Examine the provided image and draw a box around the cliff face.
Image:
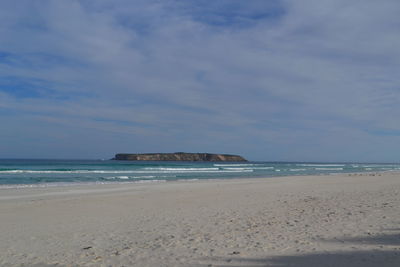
[113,153,247,162]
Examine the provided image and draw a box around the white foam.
[289,168,307,171]
[351,165,400,170]
[104,175,178,180]
[0,179,169,189]
[143,167,219,171]
[222,167,250,171]
[217,166,274,171]
[213,164,261,167]
[220,169,254,173]
[315,168,344,171]
[133,179,167,184]
[0,170,139,174]
[139,170,253,174]
[297,164,345,167]
[360,165,395,168]
[0,169,229,174]
[105,176,131,180]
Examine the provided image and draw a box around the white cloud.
[1,0,400,161]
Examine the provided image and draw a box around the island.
[112,152,247,162]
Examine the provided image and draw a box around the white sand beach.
[1,172,400,266]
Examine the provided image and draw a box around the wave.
[143,167,219,171]
[289,168,307,171]
[104,175,177,180]
[361,165,398,168]
[0,179,168,189]
[105,176,131,179]
[136,169,254,173]
[0,169,254,174]
[220,167,274,171]
[213,164,261,167]
[222,167,251,171]
[0,170,141,174]
[315,168,344,171]
[297,164,345,167]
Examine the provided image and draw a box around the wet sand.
[1,172,400,266]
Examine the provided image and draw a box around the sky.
[0,0,400,162]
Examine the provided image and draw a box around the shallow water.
[0,159,399,187]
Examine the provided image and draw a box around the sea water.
[0,159,399,188]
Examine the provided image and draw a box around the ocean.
[0,159,399,188]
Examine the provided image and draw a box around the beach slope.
[1,173,400,266]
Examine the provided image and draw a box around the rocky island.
[113,152,247,162]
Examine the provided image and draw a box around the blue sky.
[1,0,400,162]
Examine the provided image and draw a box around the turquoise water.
[0,159,399,187]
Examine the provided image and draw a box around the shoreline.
[1,172,400,266]
[0,169,396,191]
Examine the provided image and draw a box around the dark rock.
[112,152,247,162]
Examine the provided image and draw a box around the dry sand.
[1,172,400,266]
